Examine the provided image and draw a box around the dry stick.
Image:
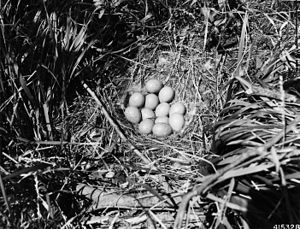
[82,81,151,165]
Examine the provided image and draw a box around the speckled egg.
[145,94,159,110]
[169,113,185,132]
[145,79,163,93]
[128,92,145,108]
[152,123,172,137]
[155,102,170,117]
[158,86,175,103]
[124,106,142,124]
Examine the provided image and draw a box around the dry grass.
[1,0,300,228]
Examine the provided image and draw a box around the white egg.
[155,102,170,117]
[169,113,185,132]
[128,92,145,108]
[125,106,142,124]
[139,119,154,134]
[145,79,163,93]
[141,108,155,120]
[158,86,175,103]
[145,94,159,110]
[169,102,186,115]
[152,123,172,137]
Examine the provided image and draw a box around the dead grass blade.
[201,6,210,52]
[221,162,274,180]
[0,174,10,213]
[235,11,248,77]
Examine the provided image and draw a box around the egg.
[145,79,163,93]
[152,123,172,137]
[158,86,175,103]
[155,102,170,117]
[139,119,154,134]
[145,94,159,110]
[141,108,155,120]
[169,102,186,115]
[155,116,169,124]
[169,113,185,132]
[125,106,142,123]
[128,92,145,108]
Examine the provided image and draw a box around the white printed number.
[273,225,300,229]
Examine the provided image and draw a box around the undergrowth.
[1,0,300,228]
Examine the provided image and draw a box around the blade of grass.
[0,174,10,213]
[206,193,247,212]
[69,40,96,81]
[19,75,37,109]
[221,163,274,180]
[215,178,235,228]
[234,11,248,78]
[201,6,210,52]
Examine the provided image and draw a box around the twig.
[82,81,151,164]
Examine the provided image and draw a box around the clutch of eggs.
[124,79,186,137]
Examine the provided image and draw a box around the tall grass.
[0,0,175,227]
